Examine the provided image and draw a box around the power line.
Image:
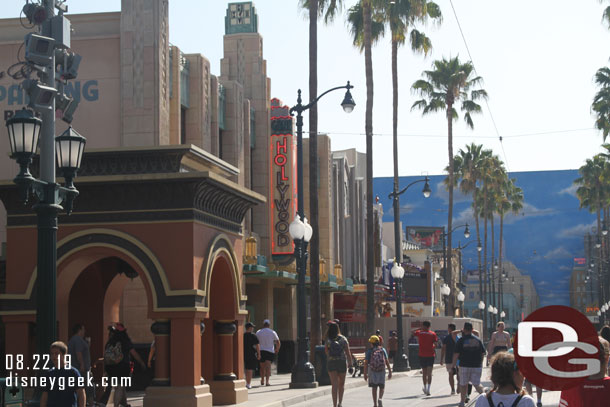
[448,0,510,173]
[303,127,596,139]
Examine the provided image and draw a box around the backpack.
[486,391,523,407]
[369,347,385,372]
[104,341,124,365]
[329,336,344,358]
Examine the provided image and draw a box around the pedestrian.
[559,336,610,407]
[600,325,610,371]
[255,319,280,386]
[440,323,458,395]
[41,341,86,407]
[375,329,384,346]
[102,323,146,407]
[243,322,260,389]
[487,321,511,362]
[363,335,392,407]
[475,351,535,407]
[453,322,486,407]
[325,320,353,407]
[387,331,397,362]
[68,323,94,406]
[411,320,439,396]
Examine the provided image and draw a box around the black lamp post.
[387,176,430,371]
[288,81,355,388]
[5,5,83,403]
[456,239,478,316]
[441,224,470,315]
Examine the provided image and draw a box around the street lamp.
[441,224,470,315]
[289,81,354,388]
[5,2,83,389]
[500,310,506,319]
[387,176,430,372]
[478,300,485,320]
[390,260,409,371]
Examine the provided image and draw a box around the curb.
[256,365,443,407]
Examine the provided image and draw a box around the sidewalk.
[124,364,441,407]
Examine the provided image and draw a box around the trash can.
[277,340,295,373]
[0,377,24,406]
[408,344,420,369]
[314,345,330,386]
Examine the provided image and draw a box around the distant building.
[570,256,599,323]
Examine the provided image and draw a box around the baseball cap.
[245,322,255,329]
[263,319,270,325]
[369,335,380,344]
[327,320,337,325]
[114,322,126,332]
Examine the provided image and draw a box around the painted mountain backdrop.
[373,170,595,307]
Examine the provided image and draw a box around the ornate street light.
[478,300,485,319]
[500,310,506,319]
[441,223,469,316]
[390,260,409,371]
[457,291,465,302]
[289,81,354,388]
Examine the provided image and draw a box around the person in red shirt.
[559,336,610,407]
[412,320,439,396]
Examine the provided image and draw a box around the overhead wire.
[448,0,511,173]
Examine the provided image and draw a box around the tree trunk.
[308,0,321,357]
[363,0,376,336]
[474,193,483,330]
[483,188,489,335]
[392,37,399,262]
[499,212,504,313]
[491,213,496,326]
[446,104,454,316]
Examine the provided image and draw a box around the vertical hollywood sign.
[269,99,296,255]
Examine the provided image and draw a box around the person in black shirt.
[452,322,486,407]
[440,323,457,395]
[243,322,260,389]
[41,341,85,407]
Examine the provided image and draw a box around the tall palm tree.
[299,0,344,363]
[412,57,487,315]
[497,178,523,312]
[487,155,505,319]
[575,155,608,311]
[347,0,376,334]
[453,143,488,324]
[593,67,610,141]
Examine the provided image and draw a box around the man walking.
[256,319,280,386]
[243,322,260,389]
[452,322,486,407]
[412,321,438,396]
[68,323,93,406]
[440,323,458,395]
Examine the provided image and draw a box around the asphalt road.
[290,367,562,407]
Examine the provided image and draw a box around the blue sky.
[374,170,596,307]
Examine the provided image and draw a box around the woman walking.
[487,321,511,362]
[325,321,353,407]
[475,352,535,407]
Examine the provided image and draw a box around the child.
[363,335,392,407]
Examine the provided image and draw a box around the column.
[213,320,237,380]
[150,320,170,386]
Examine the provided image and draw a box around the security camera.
[55,93,73,114]
[22,3,48,26]
[22,79,57,111]
[61,97,79,124]
[24,33,55,67]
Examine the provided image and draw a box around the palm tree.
[593,67,610,141]
[497,178,523,312]
[487,155,505,320]
[452,143,487,323]
[299,0,344,363]
[347,0,376,334]
[575,155,608,310]
[411,57,487,315]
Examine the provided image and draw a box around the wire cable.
[448,0,511,172]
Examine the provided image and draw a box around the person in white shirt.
[475,351,535,407]
[255,319,281,386]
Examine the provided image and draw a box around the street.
[290,367,562,407]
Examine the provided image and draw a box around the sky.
[1,0,609,177]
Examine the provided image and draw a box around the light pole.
[387,176,430,372]
[441,224,470,315]
[478,300,485,323]
[288,82,355,388]
[5,0,83,374]
[390,260,409,371]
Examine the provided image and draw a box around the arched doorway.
[201,239,247,405]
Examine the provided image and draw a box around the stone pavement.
[123,365,563,407]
